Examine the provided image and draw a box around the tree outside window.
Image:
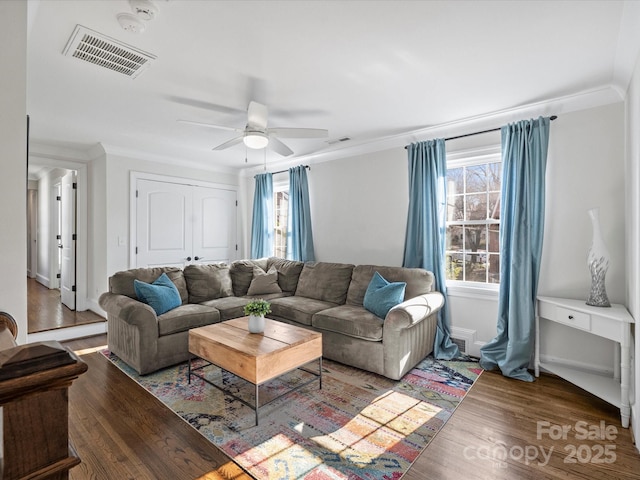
[446,161,501,284]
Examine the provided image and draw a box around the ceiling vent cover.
[63,25,156,78]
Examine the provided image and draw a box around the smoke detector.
[117,12,146,34]
[130,0,158,21]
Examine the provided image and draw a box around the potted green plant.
[243,299,271,333]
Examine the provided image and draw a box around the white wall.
[290,102,625,373]
[0,0,28,344]
[538,103,625,373]
[311,148,408,266]
[87,149,107,311]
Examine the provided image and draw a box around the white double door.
[136,179,237,268]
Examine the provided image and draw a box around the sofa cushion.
[267,258,304,293]
[184,263,234,303]
[312,305,384,341]
[247,266,282,296]
[269,296,338,326]
[157,304,220,336]
[133,273,182,316]
[363,272,406,319]
[347,265,434,306]
[229,260,257,297]
[294,262,354,304]
[200,296,251,321]
[110,267,188,304]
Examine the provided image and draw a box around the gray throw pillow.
[247,266,282,296]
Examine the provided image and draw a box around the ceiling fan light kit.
[243,131,269,149]
[180,101,328,158]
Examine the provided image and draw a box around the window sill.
[446,282,499,301]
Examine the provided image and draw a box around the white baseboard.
[27,322,107,343]
[36,274,49,287]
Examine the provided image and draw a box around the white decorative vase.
[586,208,611,307]
[248,314,265,333]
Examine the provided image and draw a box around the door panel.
[60,172,76,310]
[193,187,237,264]
[137,180,192,268]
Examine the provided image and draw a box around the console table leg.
[620,325,631,428]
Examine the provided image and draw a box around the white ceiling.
[26,0,639,172]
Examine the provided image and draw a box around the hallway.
[27,277,104,333]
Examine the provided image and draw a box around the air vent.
[63,25,156,78]
[450,336,468,354]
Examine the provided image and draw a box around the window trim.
[445,146,502,292]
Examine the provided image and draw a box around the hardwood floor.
[62,334,640,480]
[27,277,105,333]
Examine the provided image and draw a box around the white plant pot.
[248,314,265,333]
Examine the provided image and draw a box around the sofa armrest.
[384,292,445,330]
[98,292,158,331]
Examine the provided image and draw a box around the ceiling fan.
[179,101,328,156]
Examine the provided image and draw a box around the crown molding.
[99,143,239,176]
[241,84,624,177]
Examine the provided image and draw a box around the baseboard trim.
[36,274,49,287]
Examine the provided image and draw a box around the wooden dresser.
[0,312,88,479]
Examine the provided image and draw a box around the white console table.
[535,296,634,428]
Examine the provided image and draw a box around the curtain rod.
[254,165,310,178]
[404,115,557,148]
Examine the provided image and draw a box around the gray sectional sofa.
[99,257,444,379]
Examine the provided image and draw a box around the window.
[445,157,501,285]
[273,187,289,258]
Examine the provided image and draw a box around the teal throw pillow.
[134,272,182,316]
[363,271,407,319]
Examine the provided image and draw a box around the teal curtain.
[287,166,315,262]
[250,172,273,259]
[403,139,459,360]
[480,117,550,381]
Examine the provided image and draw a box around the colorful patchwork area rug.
[103,350,481,479]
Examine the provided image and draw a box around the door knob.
[194,256,200,261]
[186,256,192,261]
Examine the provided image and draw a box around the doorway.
[26,164,103,334]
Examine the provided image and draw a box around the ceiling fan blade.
[212,136,244,151]
[178,119,243,133]
[267,127,328,139]
[269,137,294,157]
[166,96,244,116]
[247,101,268,129]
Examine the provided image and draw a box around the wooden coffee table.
[188,317,322,425]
